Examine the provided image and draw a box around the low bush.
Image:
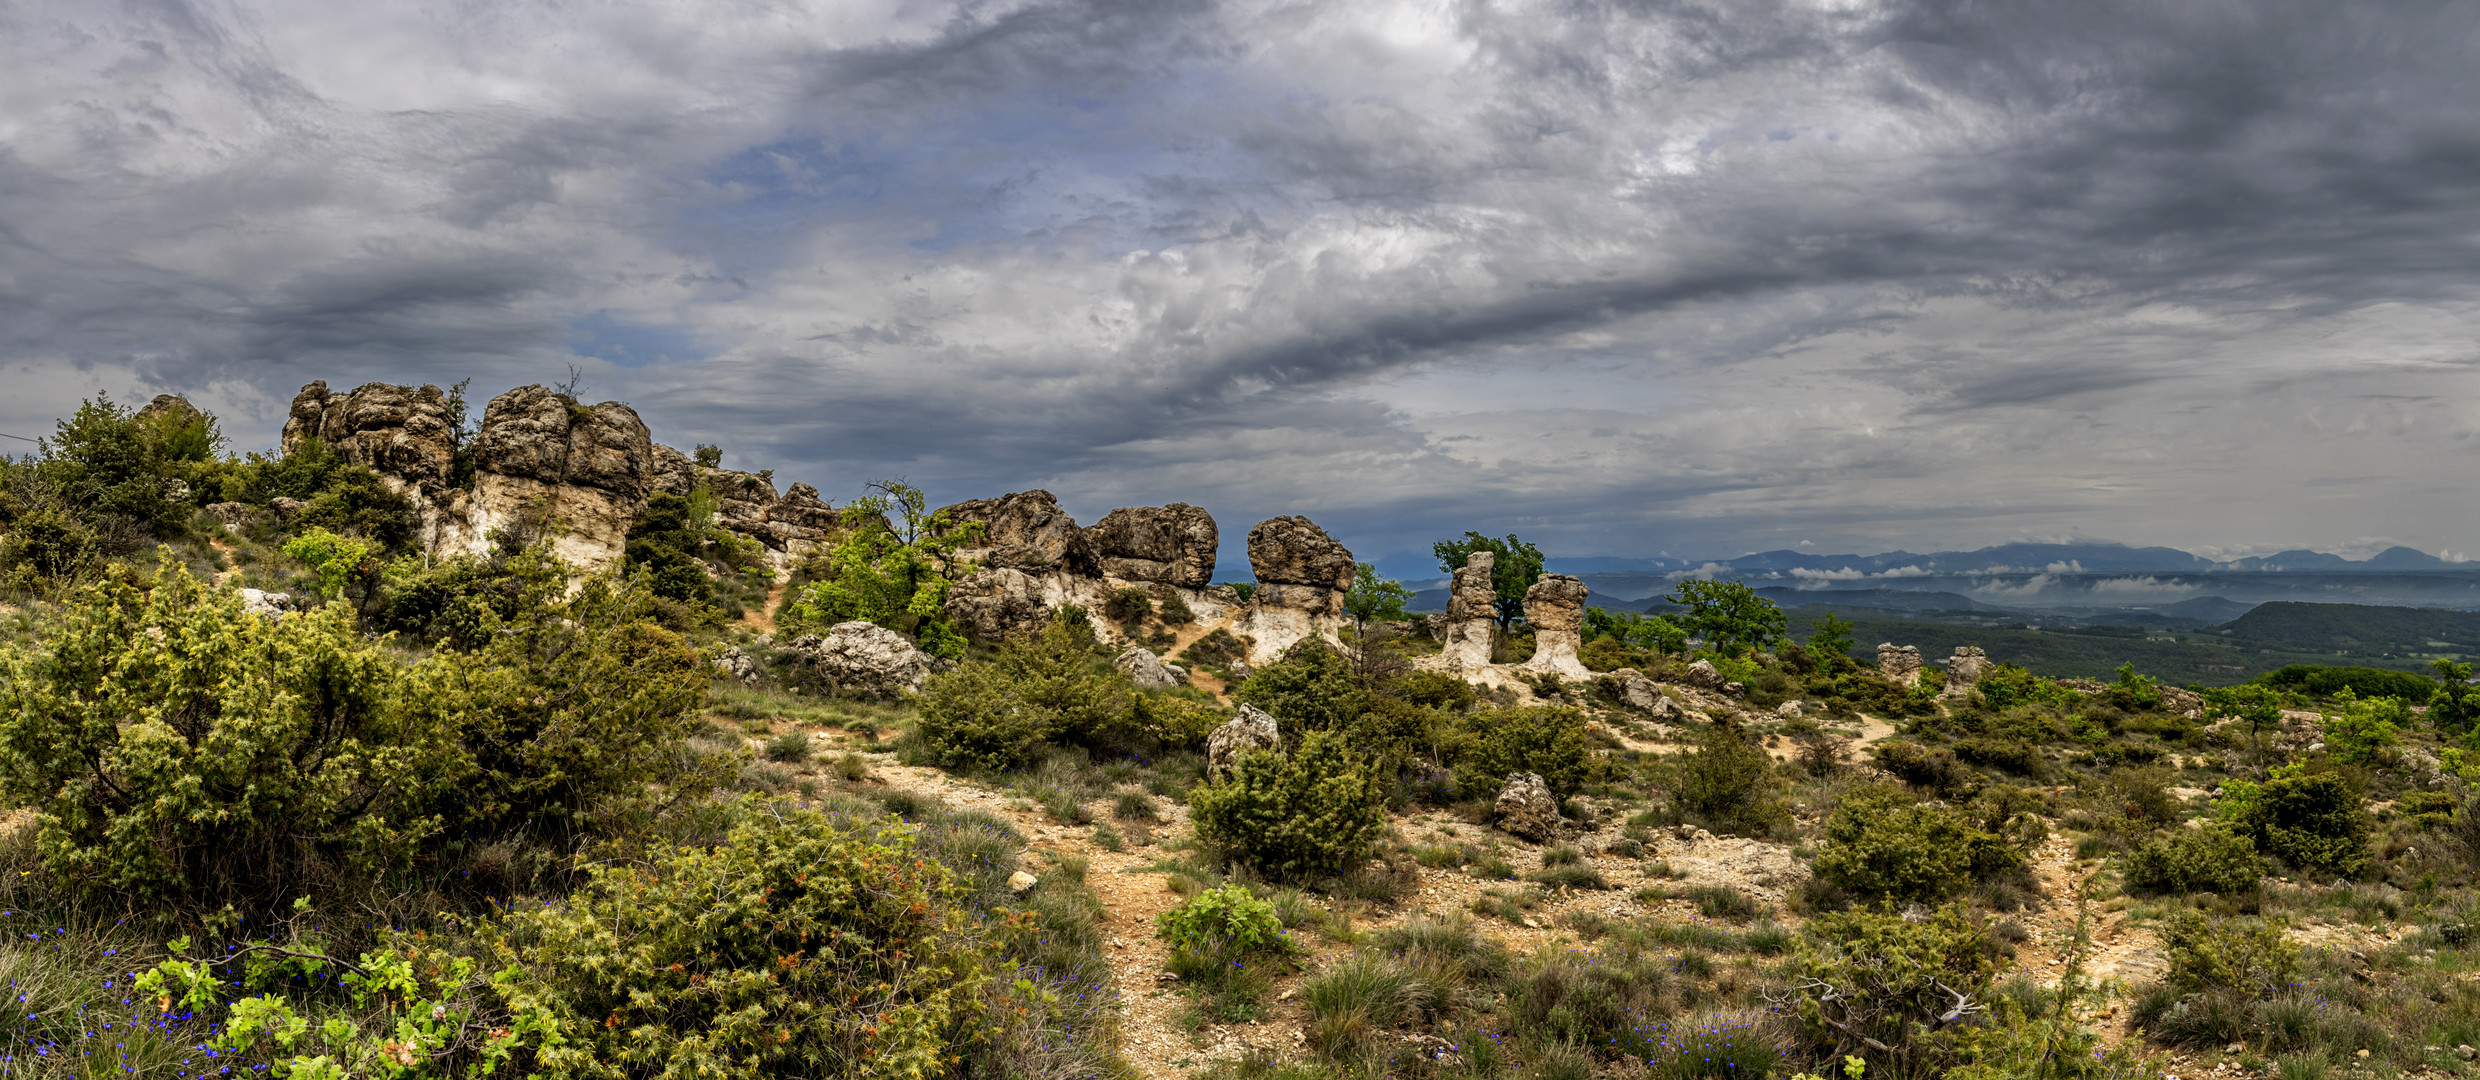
[2125,824,2266,895]
[1952,737,2045,778]
[1872,741,1976,797]
[1189,730,1389,881]
[1812,785,2029,905]
[1787,904,1996,1069]
[2221,770,2371,880]
[764,731,813,763]
[2160,911,2299,996]
[1456,705,1595,797]
[1673,721,1787,835]
[1234,640,1365,733]
[1157,883,1295,960]
[1103,586,1155,626]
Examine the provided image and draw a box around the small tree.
[1583,606,1688,653]
[2203,683,2284,745]
[282,526,381,609]
[1674,721,1786,835]
[1662,579,1788,655]
[2221,769,2369,879]
[2430,659,2478,733]
[1431,531,1544,632]
[781,480,982,657]
[1806,612,1856,669]
[1343,562,1411,638]
[1190,730,1388,881]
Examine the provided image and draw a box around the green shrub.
[1189,730,1389,881]
[1812,786,2027,904]
[623,491,716,605]
[1673,721,1786,834]
[2160,910,2299,996]
[1458,705,1594,797]
[1952,737,2045,777]
[2125,823,2266,895]
[1158,592,1194,625]
[0,557,445,908]
[2257,664,2436,703]
[1177,628,1247,674]
[1393,670,1477,711]
[1233,640,1365,732]
[1156,883,1294,959]
[764,731,814,763]
[501,804,993,1079]
[1871,741,1975,796]
[1103,586,1154,626]
[912,617,1127,770]
[2222,770,2371,880]
[2318,690,2404,765]
[1789,904,1995,1068]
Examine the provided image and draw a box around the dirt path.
[2019,834,2162,1047]
[207,535,243,585]
[743,575,790,633]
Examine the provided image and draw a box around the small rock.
[1208,705,1281,780]
[1115,646,1184,689]
[1494,772,1562,842]
[2456,1045,2476,1061]
[1680,659,1727,690]
[1007,870,1039,894]
[2227,1043,2244,1054]
[1775,700,1805,719]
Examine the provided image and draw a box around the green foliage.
[623,491,715,605]
[1343,562,1412,628]
[1391,669,1476,711]
[1190,730,1389,881]
[0,556,445,907]
[2107,662,2163,710]
[1234,640,1365,732]
[1103,586,1155,626]
[282,527,376,600]
[2222,770,2370,880]
[2125,823,2268,895]
[1674,722,1787,835]
[913,614,1212,771]
[693,443,723,468]
[2202,683,2284,739]
[1431,531,1544,631]
[2160,911,2300,996]
[1583,606,1688,653]
[2319,689,2404,765]
[1662,579,1789,655]
[1805,612,1857,665]
[781,479,978,658]
[1975,663,2084,711]
[1,394,233,586]
[2429,659,2479,733]
[2255,663,2437,702]
[1790,905,1996,1069]
[1813,786,2029,904]
[1155,884,1294,958]
[500,804,991,1079]
[286,465,417,552]
[1457,705,1593,797]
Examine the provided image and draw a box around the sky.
[4,0,2477,576]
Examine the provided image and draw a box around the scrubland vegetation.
[7,395,2480,1080]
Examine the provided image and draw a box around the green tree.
[1662,579,1789,655]
[1583,606,1688,653]
[2222,769,2369,879]
[2203,683,2284,744]
[2319,689,2403,765]
[782,480,982,657]
[1431,531,1543,632]
[623,491,714,605]
[1190,730,1388,881]
[1805,612,1856,667]
[1343,562,1412,641]
[282,526,379,604]
[1234,640,1365,733]
[2430,659,2478,733]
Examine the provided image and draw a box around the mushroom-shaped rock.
[1208,705,1281,780]
[1088,503,1218,589]
[1116,646,1184,690]
[788,622,942,698]
[1877,644,1923,688]
[1494,773,1563,842]
[1518,574,1591,679]
[1436,550,1497,669]
[1940,646,1991,700]
[1246,515,1354,605]
[939,490,1097,575]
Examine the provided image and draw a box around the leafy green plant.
[2319,689,2404,765]
[2160,911,2300,996]
[1233,640,1365,733]
[1662,579,1789,655]
[780,479,979,657]
[1155,884,1293,959]
[281,526,378,601]
[1788,905,1996,1070]
[1102,586,1154,627]
[1457,705,1593,797]
[1674,721,1787,834]
[2221,769,2370,880]
[2125,823,2267,895]
[1813,786,2028,904]
[1189,730,1389,881]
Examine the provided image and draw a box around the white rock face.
[238,589,295,620]
[1208,705,1281,780]
[1115,646,1184,689]
[1776,700,1805,719]
[1941,646,1991,699]
[788,621,942,697]
[1436,551,1497,670]
[1878,644,1923,688]
[1494,773,1562,842]
[714,647,762,686]
[1517,574,1592,680]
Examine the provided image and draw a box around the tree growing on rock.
[1431,531,1543,632]
[782,479,982,658]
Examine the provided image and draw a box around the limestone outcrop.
[786,621,943,698]
[284,381,459,492]
[1878,644,1923,688]
[1494,773,1562,842]
[941,490,1098,575]
[1941,646,1992,700]
[1230,516,1353,663]
[1517,573,1591,679]
[1115,646,1184,689]
[1435,551,1497,669]
[1681,658,1728,691]
[1087,503,1217,588]
[2160,685,2204,718]
[1208,705,1281,780]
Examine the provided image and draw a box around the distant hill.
[2217,602,2480,656]
[1751,587,1993,613]
[1785,608,2433,686]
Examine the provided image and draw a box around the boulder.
[203,502,256,530]
[1115,646,1184,689]
[715,646,762,686]
[942,567,1053,641]
[238,588,295,620]
[1877,644,1923,688]
[1494,773,1562,842]
[1246,516,1354,591]
[1208,705,1281,780]
[1007,870,1039,894]
[459,386,658,570]
[270,496,308,519]
[136,393,205,426]
[1777,700,1806,719]
[1609,668,1663,712]
[767,482,840,553]
[940,490,1097,574]
[1087,503,1218,588]
[2159,685,2205,718]
[282,380,460,491]
[649,443,700,498]
[2060,678,2108,695]
[1681,659,1728,691]
[1941,646,1992,700]
[1518,574,1591,679]
[1722,681,1748,698]
[787,621,942,697]
[1436,551,1497,669]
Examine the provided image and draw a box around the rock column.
[1878,643,1923,688]
[1437,551,1497,669]
[1518,573,1592,679]
[1940,646,1992,699]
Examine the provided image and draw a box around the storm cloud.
[3,0,2476,571]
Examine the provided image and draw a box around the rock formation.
[1680,658,1728,691]
[1228,516,1355,664]
[1517,573,1591,679]
[1606,668,1683,719]
[1086,503,1217,588]
[941,490,1098,575]
[1941,646,1992,700]
[284,381,459,492]
[1208,705,1281,780]
[2159,685,2204,719]
[136,394,205,426]
[786,622,943,698]
[1776,700,1806,719]
[1435,551,1497,669]
[1494,773,1562,842]
[1115,646,1184,690]
[1877,643,1923,688]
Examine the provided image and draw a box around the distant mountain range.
[1529,541,2466,578]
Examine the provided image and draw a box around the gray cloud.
[3,0,2477,570]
